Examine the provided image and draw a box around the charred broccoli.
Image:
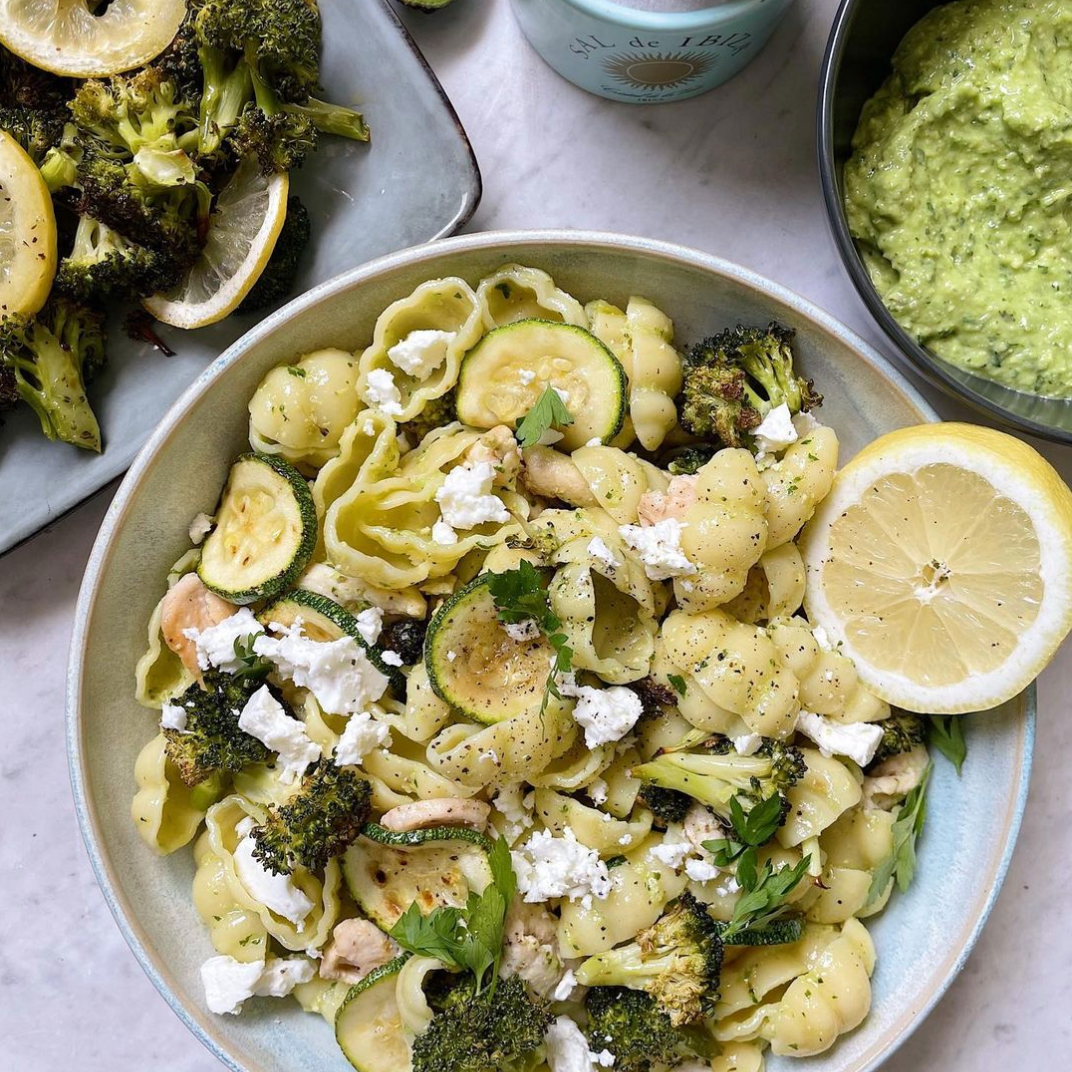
[665,444,717,476]
[0,297,106,451]
[868,712,927,769]
[632,738,806,827]
[163,670,271,786]
[584,986,706,1072]
[399,391,457,446]
[680,324,821,448]
[0,105,65,164]
[640,785,692,826]
[236,196,310,312]
[250,761,371,874]
[380,616,428,666]
[412,972,552,1072]
[575,893,723,1027]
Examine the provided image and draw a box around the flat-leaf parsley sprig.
[866,761,932,905]
[515,384,574,449]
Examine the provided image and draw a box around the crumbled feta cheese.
[386,329,454,379]
[792,410,821,436]
[593,1049,615,1068]
[683,803,723,852]
[513,828,611,904]
[585,437,602,447]
[160,702,188,732]
[618,519,696,581]
[381,650,404,667]
[431,519,459,545]
[551,968,578,1002]
[201,955,315,1015]
[552,386,571,405]
[237,685,322,782]
[518,368,537,385]
[796,710,883,767]
[812,624,833,652]
[753,402,798,457]
[493,782,535,843]
[649,838,692,869]
[587,777,609,806]
[362,417,377,436]
[684,857,722,883]
[505,619,540,642]
[732,733,763,756]
[618,834,633,846]
[558,677,644,749]
[183,608,263,672]
[435,461,511,530]
[446,650,458,663]
[233,826,314,924]
[354,606,383,646]
[545,1015,611,1072]
[254,622,390,717]
[188,512,214,545]
[586,536,619,569]
[334,711,392,767]
[365,368,403,416]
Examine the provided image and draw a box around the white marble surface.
[3,0,1071,1068]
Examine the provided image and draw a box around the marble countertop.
[3,0,1070,1068]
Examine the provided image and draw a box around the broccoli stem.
[283,98,369,142]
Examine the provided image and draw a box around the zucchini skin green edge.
[423,572,489,707]
[336,953,411,1014]
[361,821,493,852]
[198,452,318,605]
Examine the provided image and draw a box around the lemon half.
[0,0,185,77]
[0,129,57,319]
[800,423,1072,713]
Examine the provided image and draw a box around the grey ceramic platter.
[69,232,1033,1072]
[0,0,480,555]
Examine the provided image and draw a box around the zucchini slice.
[362,821,493,852]
[342,829,493,930]
[257,589,405,695]
[198,453,317,605]
[335,955,412,1072]
[425,573,554,724]
[456,319,627,450]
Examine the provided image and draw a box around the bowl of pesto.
[819,0,1072,442]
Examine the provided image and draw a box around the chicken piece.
[319,918,400,985]
[637,474,698,527]
[466,425,522,485]
[160,573,237,680]
[863,745,930,811]
[683,802,724,854]
[521,446,597,506]
[379,797,491,833]
[501,902,567,999]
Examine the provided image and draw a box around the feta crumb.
[354,606,383,646]
[380,650,404,667]
[362,417,377,436]
[431,519,459,545]
[587,777,609,806]
[188,512,214,545]
[792,410,821,436]
[183,608,263,673]
[753,402,798,458]
[518,368,537,385]
[557,677,644,749]
[201,955,315,1015]
[493,782,535,843]
[732,733,763,756]
[585,437,602,447]
[160,702,188,733]
[435,461,510,530]
[446,650,458,663]
[552,386,571,405]
[593,1049,615,1068]
[649,838,692,869]
[505,619,540,642]
[254,622,390,717]
[618,834,633,846]
[796,710,883,767]
[513,828,611,904]
[386,329,454,379]
[237,685,322,783]
[684,857,722,883]
[545,1015,611,1072]
[365,368,403,416]
[618,518,696,581]
[233,827,314,924]
[551,968,578,1002]
[812,624,833,652]
[586,536,619,568]
[334,711,392,767]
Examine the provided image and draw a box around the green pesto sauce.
[844,0,1072,398]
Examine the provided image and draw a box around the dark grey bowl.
[818,0,1072,443]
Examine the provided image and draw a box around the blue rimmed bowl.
[67,230,1034,1072]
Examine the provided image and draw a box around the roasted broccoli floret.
[584,987,702,1072]
[0,297,105,451]
[229,102,317,172]
[639,785,692,826]
[236,195,310,312]
[380,617,428,666]
[0,105,65,164]
[399,391,457,446]
[664,445,717,476]
[680,324,822,448]
[0,45,69,113]
[575,893,723,1027]
[163,669,272,786]
[250,761,371,874]
[632,739,806,827]
[868,712,927,769]
[412,972,553,1072]
[56,214,179,301]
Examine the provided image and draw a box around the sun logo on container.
[603,51,715,90]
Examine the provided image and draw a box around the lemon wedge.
[144,159,288,331]
[0,0,185,78]
[0,129,57,319]
[800,423,1072,714]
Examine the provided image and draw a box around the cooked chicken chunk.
[501,902,567,999]
[637,474,698,527]
[319,918,400,985]
[160,573,237,680]
[863,745,930,810]
[379,798,491,833]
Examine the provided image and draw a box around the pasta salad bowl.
[67,231,1034,1072]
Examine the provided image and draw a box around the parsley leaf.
[703,793,784,865]
[515,384,574,449]
[927,716,966,775]
[231,633,272,680]
[668,674,688,697]
[866,762,932,906]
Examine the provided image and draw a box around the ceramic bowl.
[818,0,1072,443]
[67,231,1034,1072]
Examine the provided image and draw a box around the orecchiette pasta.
[625,296,684,451]
[131,734,212,854]
[477,264,588,329]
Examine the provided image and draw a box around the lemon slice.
[800,423,1072,714]
[0,130,57,319]
[144,159,288,331]
[0,0,185,77]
